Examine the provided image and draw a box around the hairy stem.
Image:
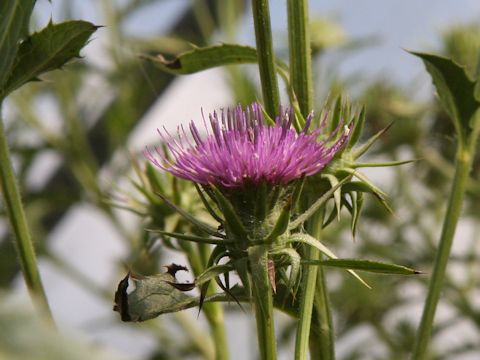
[251,0,280,117]
[0,111,53,323]
[412,144,475,359]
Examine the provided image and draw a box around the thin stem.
[287,0,313,116]
[0,112,53,323]
[184,242,229,360]
[251,0,280,117]
[249,245,277,360]
[312,261,335,358]
[294,245,319,360]
[412,144,474,359]
[295,207,335,360]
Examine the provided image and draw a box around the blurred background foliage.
[2,0,480,359]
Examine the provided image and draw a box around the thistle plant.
[113,1,421,359]
[113,98,420,360]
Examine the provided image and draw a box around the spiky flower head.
[146,103,349,189]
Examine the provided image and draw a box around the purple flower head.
[146,103,349,189]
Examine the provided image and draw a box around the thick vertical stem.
[249,245,277,360]
[251,0,280,117]
[412,145,474,359]
[287,0,313,116]
[0,113,53,323]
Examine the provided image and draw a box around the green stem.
[412,144,474,359]
[185,243,229,360]
[312,262,335,358]
[249,245,277,360]
[296,207,335,359]
[251,0,280,117]
[0,113,53,322]
[294,245,319,360]
[287,0,313,116]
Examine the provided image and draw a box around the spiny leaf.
[322,174,342,220]
[347,106,366,148]
[305,258,421,275]
[194,183,223,223]
[347,191,363,238]
[287,233,371,288]
[270,248,301,290]
[2,20,99,97]
[211,187,249,240]
[146,229,231,245]
[409,51,480,142]
[0,0,35,93]
[289,175,351,230]
[155,192,224,237]
[352,159,417,168]
[196,264,233,286]
[352,122,394,159]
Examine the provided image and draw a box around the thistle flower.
[146,103,349,189]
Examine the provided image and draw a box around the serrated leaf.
[410,51,480,141]
[2,20,99,97]
[312,258,421,275]
[143,44,258,75]
[0,0,35,93]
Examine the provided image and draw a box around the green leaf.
[352,122,393,159]
[2,20,99,97]
[322,174,341,220]
[289,175,351,230]
[155,191,224,237]
[143,43,290,77]
[347,106,366,148]
[143,44,259,75]
[410,51,480,141]
[195,263,233,286]
[146,229,231,245]
[0,0,35,93]
[211,187,249,240]
[307,258,421,275]
[287,233,371,288]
